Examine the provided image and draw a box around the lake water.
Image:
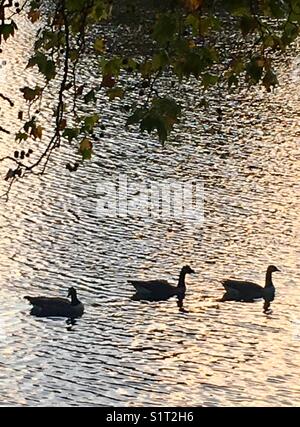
[0,16,299,406]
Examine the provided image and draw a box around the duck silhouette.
[24,287,84,318]
[221,265,280,303]
[129,265,195,301]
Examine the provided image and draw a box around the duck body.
[130,280,181,300]
[129,265,195,301]
[222,280,268,301]
[24,287,84,318]
[221,265,279,302]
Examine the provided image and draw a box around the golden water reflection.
[0,16,299,406]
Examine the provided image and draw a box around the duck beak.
[275,268,281,272]
[190,269,196,274]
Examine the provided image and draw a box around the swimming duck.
[129,265,195,301]
[24,287,84,318]
[221,265,280,302]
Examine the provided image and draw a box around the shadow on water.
[66,317,78,326]
[131,291,187,313]
[24,314,80,330]
[218,294,274,314]
[66,317,78,331]
[263,299,274,315]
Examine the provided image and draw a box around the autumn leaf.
[59,118,67,130]
[183,0,203,12]
[107,87,124,100]
[79,138,93,160]
[76,85,85,96]
[28,10,41,23]
[94,38,106,53]
[81,114,99,132]
[101,74,116,88]
[31,125,43,139]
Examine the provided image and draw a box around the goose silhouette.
[221,265,280,302]
[24,287,84,318]
[129,265,195,301]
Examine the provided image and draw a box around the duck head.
[178,265,195,289]
[67,287,77,298]
[182,265,195,275]
[267,265,280,273]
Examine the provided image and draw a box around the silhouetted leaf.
[27,52,56,80]
[263,68,278,91]
[20,86,42,102]
[15,132,28,142]
[246,58,264,83]
[240,16,257,36]
[84,90,96,103]
[94,38,106,53]
[63,128,79,142]
[202,73,218,89]
[79,138,93,160]
[154,14,177,45]
[0,21,17,41]
[81,114,99,132]
[107,87,125,100]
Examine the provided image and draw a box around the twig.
[0,125,10,133]
[1,0,72,199]
[0,175,15,201]
[0,92,14,106]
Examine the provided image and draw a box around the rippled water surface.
[0,18,300,406]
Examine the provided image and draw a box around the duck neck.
[265,270,274,288]
[177,271,186,289]
[71,293,80,305]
